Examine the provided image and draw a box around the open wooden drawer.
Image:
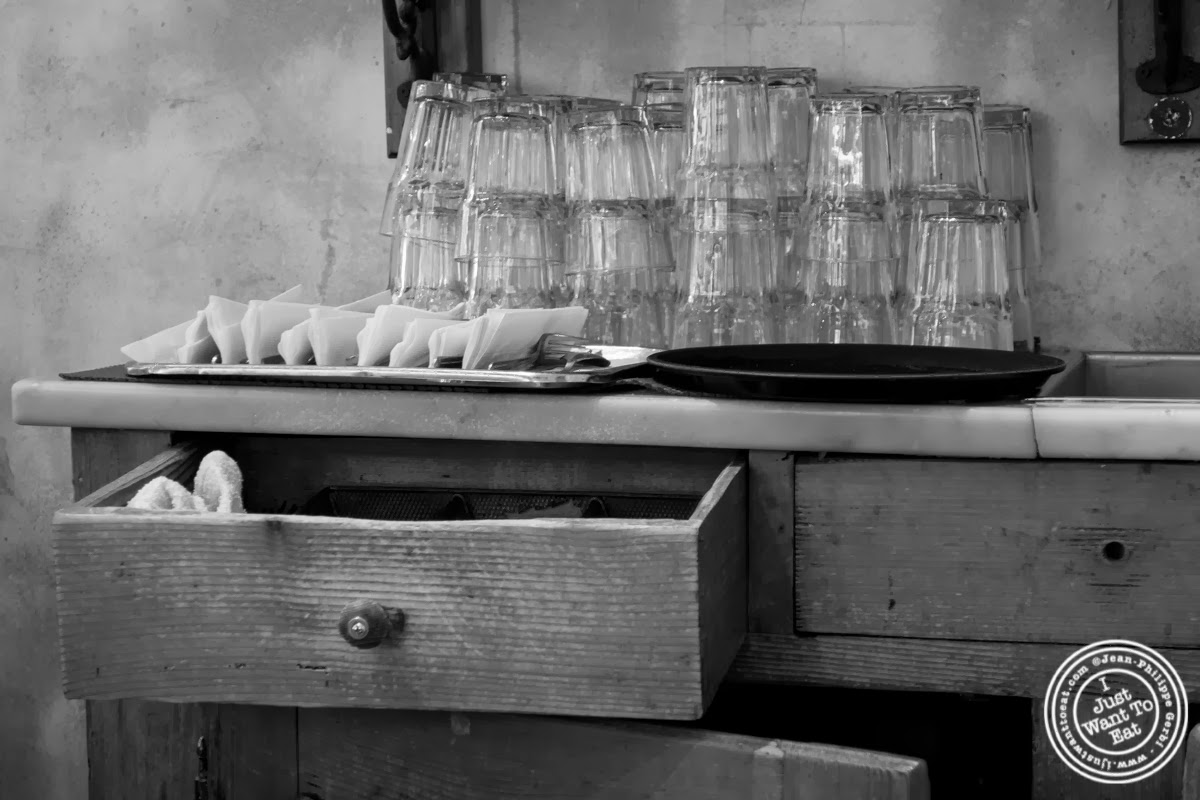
[52,437,746,720]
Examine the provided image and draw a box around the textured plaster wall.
[1,0,390,795]
[483,0,1200,351]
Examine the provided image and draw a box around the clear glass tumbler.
[564,107,674,346]
[381,80,494,237]
[785,204,897,344]
[804,93,894,208]
[985,104,1038,352]
[632,71,686,106]
[767,67,819,211]
[900,199,1013,350]
[894,86,988,201]
[388,202,468,311]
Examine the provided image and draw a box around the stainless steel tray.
[126,347,657,391]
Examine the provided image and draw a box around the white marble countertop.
[11,376,1039,459]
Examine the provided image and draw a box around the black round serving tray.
[646,344,1067,403]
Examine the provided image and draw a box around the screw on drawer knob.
[337,601,405,649]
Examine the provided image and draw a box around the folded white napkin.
[462,307,588,370]
[427,320,476,367]
[310,308,372,367]
[388,317,465,368]
[243,300,321,364]
[357,303,466,367]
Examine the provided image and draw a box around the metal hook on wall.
[383,0,437,108]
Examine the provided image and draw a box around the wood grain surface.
[748,451,795,635]
[730,634,1200,699]
[55,450,745,719]
[298,710,930,800]
[71,430,299,800]
[794,457,1200,645]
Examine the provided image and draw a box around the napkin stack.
[122,287,589,371]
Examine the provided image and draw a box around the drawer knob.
[337,601,405,649]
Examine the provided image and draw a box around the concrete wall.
[1,0,390,796]
[483,0,1200,351]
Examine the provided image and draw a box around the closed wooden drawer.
[793,456,1200,646]
[54,437,746,720]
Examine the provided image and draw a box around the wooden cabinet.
[66,429,1200,798]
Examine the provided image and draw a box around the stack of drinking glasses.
[786,92,898,344]
[382,79,496,311]
[893,86,1014,350]
[456,97,565,315]
[673,67,780,348]
[984,104,1039,352]
[563,107,675,347]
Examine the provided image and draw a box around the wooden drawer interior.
[53,437,746,720]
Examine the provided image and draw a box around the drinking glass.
[767,67,819,211]
[985,104,1038,351]
[380,80,494,237]
[433,71,509,94]
[900,199,1013,350]
[674,66,779,347]
[632,71,685,106]
[457,98,564,314]
[784,204,897,344]
[388,203,468,311]
[564,107,674,346]
[844,86,901,183]
[894,86,988,201]
[804,93,893,207]
[645,103,685,204]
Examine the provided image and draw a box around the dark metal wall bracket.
[1120,0,1200,143]
[382,0,439,157]
[382,0,483,158]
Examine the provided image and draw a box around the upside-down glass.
[564,107,674,346]
[645,102,685,265]
[457,98,563,314]
[632,71,686,106]
[388,204,468,311]
[785,205,897,343]
[645,103,685,203]
[894,86,988,201]
[674,66,779,347]
[380,81,494,237]
[804,93,894,208]
[433,71,510,94]
[768,68,819,211]
[900,199,1013,350]
[984,104,1038,352]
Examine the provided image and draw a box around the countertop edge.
[13,377,1040,459]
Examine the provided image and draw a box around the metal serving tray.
[125,347,657,391]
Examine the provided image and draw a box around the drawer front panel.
[794,457,1200,646]
[54,444,746,720]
